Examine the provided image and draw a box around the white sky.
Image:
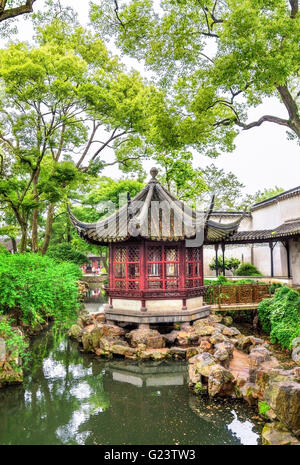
[9,0,300,195]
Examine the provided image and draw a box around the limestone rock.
[127,329,165,349]
[111,344,137,358]
[139,348,170,361]
[264,379,300,437]
[99,336,128,352]
[262,422,300,445]
[213,347,229,363]
[223,316,233,326]
[102,324,125,339]
[68,324,82,341]
[81,331,93,352]
[291,336,300,349]
[0,338,6,362]
[222,326,240,337]
[169,347,187,358]
[194,325,216,337]
[248,346,272,369]
[163,330,178,346]
[292,346,300,365]
[208,365,235,397]
[193,352,217,378]
[198,339,213,352]
[176,330,198,346]
[186,347,199,358]
[210,331,228,345]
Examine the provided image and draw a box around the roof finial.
[150,166,158,181]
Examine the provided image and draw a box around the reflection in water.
[0,332,262,445]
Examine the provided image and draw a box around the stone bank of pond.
[0,330,262,445]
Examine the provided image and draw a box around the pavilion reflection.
[108,360,188,388]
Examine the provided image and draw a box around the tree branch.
[236,115,290,130]
[289,0,298,18]
[0,0,37,23]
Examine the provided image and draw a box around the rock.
[163,330,178,345]
[102,324,125,339]
[215,342,234,357]
[139,348,170,361]
[99,336,128,352]
[169,347,187,358]
[193,316,216,328]
[262,422,300,445]
[0,338,6,362]
[199,339,213,352]
[264,379,300,437]
[292,346,300,365]
[248,346,272,370]
[236,335,253,353]
[186,347,199,358]
[127,329,165,349]
[81,331,93,352]
[222,326,240,337]
[214,347,229,363]
[211,314,223,323]
[69,324,82,340]
[92,313,106,324]
[95,348,112,358]
[176,330,199,346]
[208,365,235,397]
[210,331,228,345]
[194,325,216,337]
[111,344,137,358]
[291,336,300,349]
[193,352,217,378]
[223,316,233,326]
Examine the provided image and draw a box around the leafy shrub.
[235,263,262,276]
[0,253,82,330]
[209,257,240,272]
[47,242,89,265]
[0,316,29,366]
[258,286,300,349]
[258,401,271,417]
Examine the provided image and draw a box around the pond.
[0,329,263,445]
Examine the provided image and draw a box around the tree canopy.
[91,0,300,150]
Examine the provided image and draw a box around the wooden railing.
[204,284,271,306]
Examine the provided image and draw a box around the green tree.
[0,15,158,253]
[91,0,300,149]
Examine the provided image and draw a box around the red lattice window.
[147,245,179,289]
[185,247,203,288]
[113,245,140,290]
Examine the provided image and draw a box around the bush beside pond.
[258,286,300,349]
[0,252,82,331]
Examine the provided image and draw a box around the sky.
[8,0,300,195]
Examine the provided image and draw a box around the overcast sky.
[11,0,300,195]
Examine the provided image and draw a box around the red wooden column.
[140,241,147,311]
[200,246,204,286]
[180,242,187,310]
[108,244,113,308]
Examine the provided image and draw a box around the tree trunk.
[19,224,28,253]
[11,237,17,254]
[31,168,40,253]
[41,203,55,256]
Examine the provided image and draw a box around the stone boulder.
[263,378,300,437]
[127,328,165,349]
[99,337,128,352]
[163,330,178,346]
[110,344,137,359]
[68,324,82,341]
[208,365,235,397]
[169,347,187,359]
[262,422,300,445]
[176,330,199,346]
[210,331,228,345]
[191,352,218,378]
[102,324,125,339]
[223,316,233,326]
[291,336,300,350]
[222,326,240,337]
[292,346,300,366]
[194,325,216,337]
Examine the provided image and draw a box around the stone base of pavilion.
[104,304,211,327]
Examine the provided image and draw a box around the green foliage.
[0,316,29,365]
[0,243,10,255]
[46,242,89,266]
[258,286,300,349]
[0,253,82,330]
[92,0,300,147]
[209,256,241,272]
[235,263,262,276]
[258,401,271,417]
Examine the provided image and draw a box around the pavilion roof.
[68,167,244,245]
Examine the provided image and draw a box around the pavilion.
[68,167,243,326]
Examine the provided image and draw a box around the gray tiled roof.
[68,168,243,245]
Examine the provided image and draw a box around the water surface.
[0,331,262,445]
